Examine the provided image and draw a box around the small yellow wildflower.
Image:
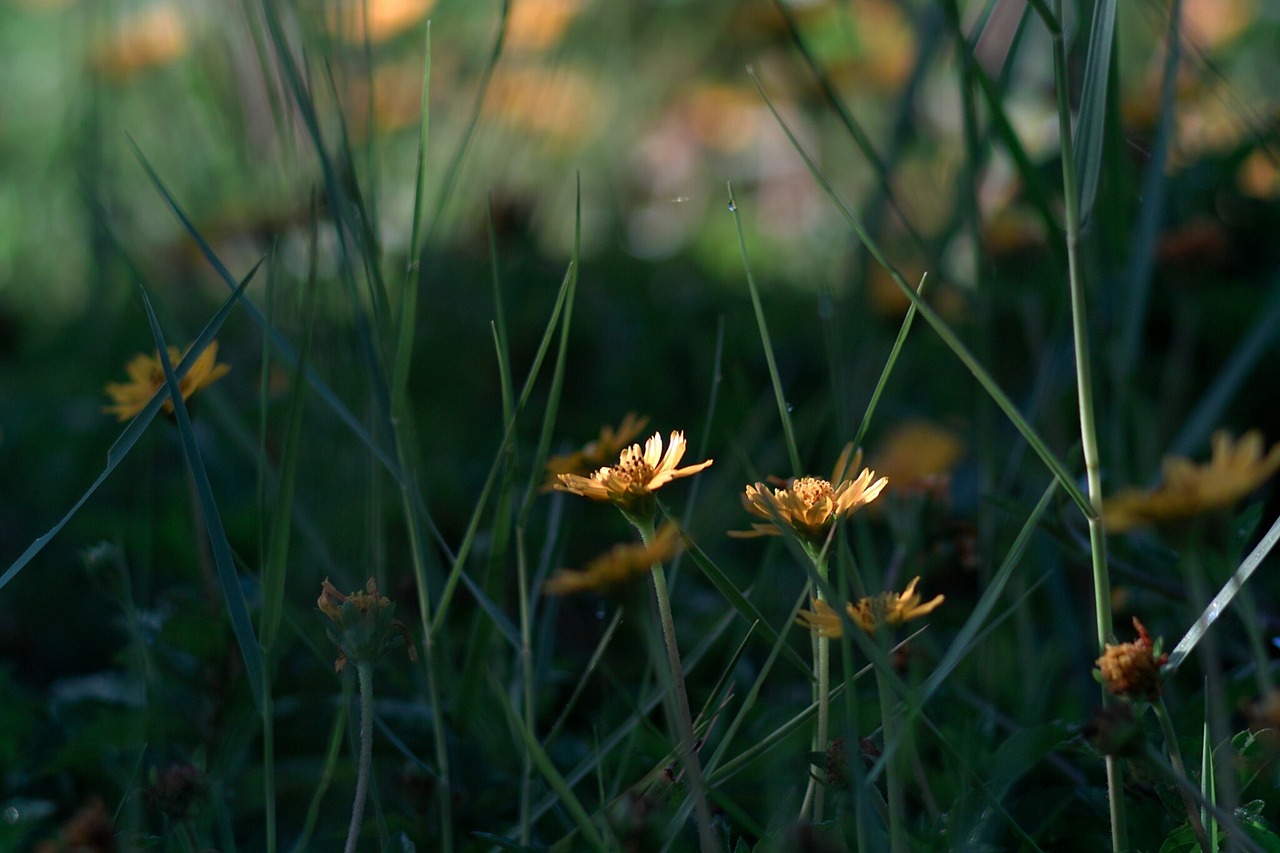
[1095,617,1166,701]
[317,577,416,672]
[544,524,682,595]
[1103,431,1280,533]
[869,420,964,496]
[554,430,713,514]
[733,444,887,545]
[796,577,944,637]
[542,413,650,491]
[103,341,230,421]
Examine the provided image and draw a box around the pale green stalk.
[633,518,717,853]
[1154,697,1210,852]
[799,549,831,824]
[1050,0,1124,847]
[876,656,906,853]
[345,662,375,853]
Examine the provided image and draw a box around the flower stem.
[1154,697,1210,851]
[876,662,906,853]
[345,661,375,853]
[636,519,717,853]
[1050,0,1124,847]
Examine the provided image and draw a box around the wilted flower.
[317,577,416,672]
[554,430,712,517]
[1094,617,1167,701]
[796,577,944,637]
[733,444,887,548]
[103,341,230,421]
[144,762,203,820]
[544,524,682,595]
[1103,431,1280,533]
[543,413,650,490]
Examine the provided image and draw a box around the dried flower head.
[544,524,682,595]
[796,577,944,637]
[144,762,203,820]
[317,577,417,672]
[554,430,712,517]
[103,341,230,422]
[543,413,650,491]
[733,444,887,548]
[1095,617,1167,701]
[1103,430,1280,533]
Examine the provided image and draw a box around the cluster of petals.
[733,444,887,543]
[542,413,650,490]
[544,524,682,595]
[103,340,231,421]
[1103,430,1280,532]
[554,430,712,508]
[1095,618,1166,701]
[796,577,944,637]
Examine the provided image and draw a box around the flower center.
[791,477,835,508]
[607,447,654,489]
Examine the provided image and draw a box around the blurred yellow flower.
[544,524,682,595]
[732,444,887,545]
[870,420,964,495]
[543,413,650,491]
[103,341,230,421]
[484,65,604,147]
[91,2,188,81]
[1095,618,1166,701]
[796,577,944,637]
[1103,430,1280,533]
[507,0,584,53]
[555,430,712,512]
[326,0,435,44]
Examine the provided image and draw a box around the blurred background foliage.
[3,0,1280,848]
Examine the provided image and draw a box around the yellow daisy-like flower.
[544,524,682,595]
[103,341,231,421]
[542,413,650,491]
[1095,617,1167,701]
[869,420,964,496]
[796,577,944,637]
[1103,430,1280,533]
[732,444,888,545]
[554,430,713,514]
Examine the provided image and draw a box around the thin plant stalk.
[876,656,906,853]
[1050,0,1124,847]
[634,518,717,853]
[1154,697,1210,852]
[800,551,832,823]
[345,662,375,853]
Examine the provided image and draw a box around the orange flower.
[869,420,964,496]
[1095,618,1166,701]
[733,444,886,546]
[1103,431,1280,533]
[796,577,944,637]
[103,341,230,421]
[544,524,682,595]
[554,430,712,514]
[543,413,650,490]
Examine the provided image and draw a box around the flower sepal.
[317,578,417,672]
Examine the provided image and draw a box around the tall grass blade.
[136,287,265,711]
[1074,0,1117,227]
[727,182,801,476]
[853,274,925,452]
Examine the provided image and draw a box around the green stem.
[1050,0,1124,847]
[345,662,375,853]
[876,664,906,853]
[1154,697,1210,852]
[261,686,276,853]
[812,551,831,824]
[516,527,535,845]
[635,519,717,853]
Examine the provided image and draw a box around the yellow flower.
[103,341,231,421]
[544,524,682,595]
[732,444,887,545]
[869,420,964,496]
[542,413,650,491]
[554,430,713,513]
[1095,618,1166,701]
[796,577,944,637]
[1103,431,1280,533]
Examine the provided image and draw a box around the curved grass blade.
[852,274,926,453]
[137,288,264,710]
[0,264,257,593]
[727,183,801,477]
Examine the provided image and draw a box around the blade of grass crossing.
[853,274,926,452]
[0,266,257,592]
[749,69,1093,517]
[727,183,802,477]
[137,288,265,711]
